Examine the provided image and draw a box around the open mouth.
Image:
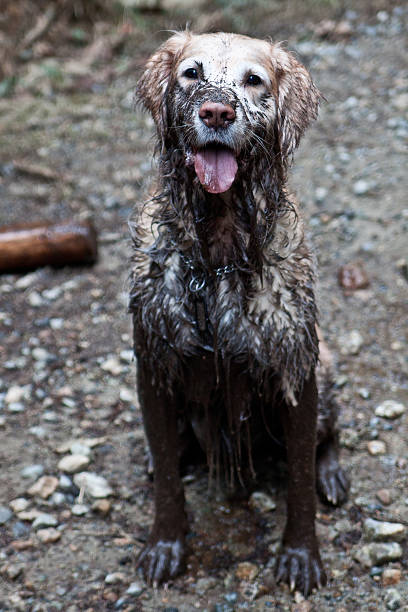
[193,144,238,194]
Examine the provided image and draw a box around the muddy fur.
[129,31,349,592]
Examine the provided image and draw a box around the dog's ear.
[137,32,190,139]
[271,46,321,158]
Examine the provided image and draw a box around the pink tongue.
[194,148,238,194]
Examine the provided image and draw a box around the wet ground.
[0,2,407,611]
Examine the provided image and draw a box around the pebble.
[364,518,405,542]
[367,440,386,455]
[354,542,402,567]
[8,402,25,413]
[375,400,405,419]
[248,491,276,513]
[382,568,402,586]
[194,577,218,595]
[92,499,111,515]
[353,179,373,196]
[4,563,24,580]
[73,472,113,498]
[340,330,364,355]
[28,291,44,307]
[36,528,61,543]
[17,509,43,522]
[58,454,90,473]
[59,474,73,490]
[0,415,5,427]
[126,580,145,596]
[28,475,58,499]
[71,503,89,516]
[69,442,92,457]
[376,489,392,505]
[385,588,402,610]
[32,513,58,529]
[5,385,27,404]
[101,357,124,376]
[31,347,54,362]
[291,603,314,612]
[235,561,259,581]
[9,498,30,513]
[105,572,127,584]
[0,505,13,524]
[49,492,66,506]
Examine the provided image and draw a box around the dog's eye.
[246,74,262,86]
[183,68,199,80]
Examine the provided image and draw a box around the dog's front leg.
[276,372,327,596]
[136,360,188,585]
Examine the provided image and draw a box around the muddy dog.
[129,32,349,595]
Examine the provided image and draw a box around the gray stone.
[364,518,406,542]
[126,580,145,596]
[354,542,402,567]
[0,506,12,524]
[340,330,364,355]
[71,503,89,516]
[21,464,44,480]
[385,588,402,610]
[32,513,58,529]
[249,491,276,513]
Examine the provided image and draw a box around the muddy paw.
[137,537,186,585]
[317,458,349,506]
[276,545,327,596]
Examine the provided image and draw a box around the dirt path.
[0,4,407,611]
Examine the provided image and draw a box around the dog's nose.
[199,102,236,128]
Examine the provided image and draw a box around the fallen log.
[0,220,98,272]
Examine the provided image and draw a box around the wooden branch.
[0,220,98,273]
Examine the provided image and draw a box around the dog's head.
[137,32,320,194]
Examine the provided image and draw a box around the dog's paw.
[317,456,349,506]
[276,545,327,596]
[137,537,186,586]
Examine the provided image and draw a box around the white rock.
[353,179,373,196]
[5,385,27,404]
[364,518,406,542]
[249,491,276,513]
[101,356,123,376]
[32,347,54,362]
[73,472,113,498]
[340,330,364,355]
[42,287,62,301]
[375,400,405,419]
[32,513,58,529]
[105,572,126,584]
[354,542,402,567]
[15,272,39,289]
[71,503,90,516]
[9,498,30,513]
[70,442,92,457]
[28,291,44,307]
[367,440,386,455]
[58,454,90,473]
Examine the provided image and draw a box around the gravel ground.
[0,4,407,611]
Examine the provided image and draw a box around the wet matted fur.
[129,31,349,595]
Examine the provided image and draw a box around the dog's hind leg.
[316,369,349,506]
[136,358,188,585]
